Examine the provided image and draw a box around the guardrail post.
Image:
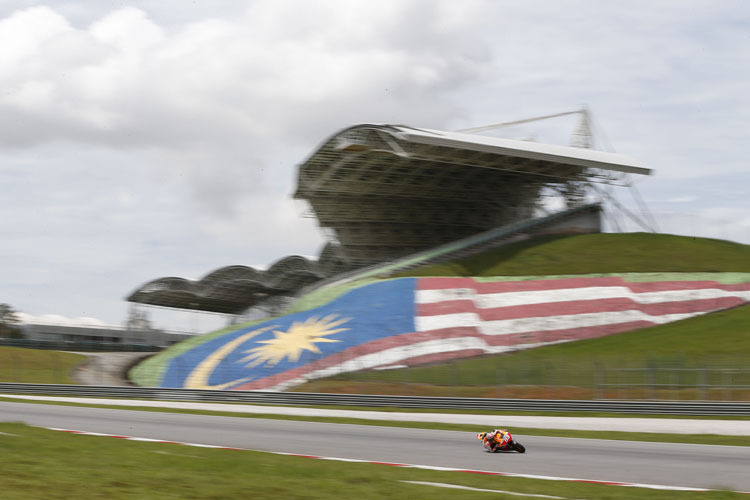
[699,368,707,401]
[724,369,731,401]
[54,352,61,383]
[495,363,504,387]
[2,383,750,415]
[594,362,602,400]
[647,366,655,400]
[12,351,20,383]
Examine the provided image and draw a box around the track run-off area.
[2,398,750,493]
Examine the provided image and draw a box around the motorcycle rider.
[477,429,508,451]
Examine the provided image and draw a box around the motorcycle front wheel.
[512,442,526,453]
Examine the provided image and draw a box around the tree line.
[0,303,24,339]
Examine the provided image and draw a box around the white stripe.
[43,427,723,493]
[269,339,570,391]
[416,309,697,334]
[402,481,583,499]
[417,286,750,308]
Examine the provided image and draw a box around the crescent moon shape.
[183,325,277,390]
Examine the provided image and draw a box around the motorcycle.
[477,429,526,453]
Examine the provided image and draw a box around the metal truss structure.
[295,123,649,265]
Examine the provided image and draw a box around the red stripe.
[575,480,629,486]
[383,349,487,367]
[418,296,746,320]
[483,321,654,345]
[374,322,656,368]
[46,427,727,493]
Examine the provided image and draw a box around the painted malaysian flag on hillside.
[160,275,750,391]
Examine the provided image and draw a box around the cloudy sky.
[1,0,748,332]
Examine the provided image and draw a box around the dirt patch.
[70,352,152,386]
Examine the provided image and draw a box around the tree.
[0,303,24,339]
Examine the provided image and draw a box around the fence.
[595,367,750,401]
[2,382,750,415]
[326,355,750,401]
[2,343,749,401]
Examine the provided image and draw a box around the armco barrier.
[1,383,749,416]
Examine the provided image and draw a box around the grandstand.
[295,124,647,265]
[126,116,651,322]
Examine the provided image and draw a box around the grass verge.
[0,346,85,384]
[0,422,745,499]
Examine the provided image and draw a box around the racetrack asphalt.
[2,400,750,492]
[4,394,750,435]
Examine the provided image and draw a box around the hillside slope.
[397,232,750,277]
[130,233,750,393]
[300,302,750,399]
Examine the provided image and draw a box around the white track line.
[403,480,585,498]
[42,426,748,494]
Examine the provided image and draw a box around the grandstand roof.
[396,126,650,176]
[125,244,352,314]
[294,124,650,265]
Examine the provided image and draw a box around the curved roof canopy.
[126,244,351,314]
[295,124,650,265]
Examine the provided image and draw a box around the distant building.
[16,312,193,349]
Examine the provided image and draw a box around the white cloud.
[0,1,493,325]
[1,0,749,327]
[89,7,164,51]
[665,196,697,204]
[0,1,491,207]
[0,2,488,146]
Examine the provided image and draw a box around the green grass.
[0,346,85,384]
[305,303,750,399]
[0,422,745,498]
[396,232,750,277]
